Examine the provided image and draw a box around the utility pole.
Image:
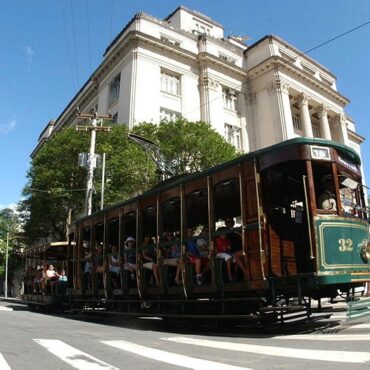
[76,110,112,215]
[4,231,9,298]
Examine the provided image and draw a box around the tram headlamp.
[360,240,370,263]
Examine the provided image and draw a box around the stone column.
[278,82,295,139]
[298,94,313,137]
[333,114,349,146]
[318,105,331,140]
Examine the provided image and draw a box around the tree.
[0,208,23,283]
[21,119,238,244]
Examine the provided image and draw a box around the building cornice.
[247,56,349,106]
[348,129,365,143]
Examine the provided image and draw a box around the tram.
[22,138,370,321]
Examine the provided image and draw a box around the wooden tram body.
[23,138,370,319]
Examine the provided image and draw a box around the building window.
[161,70,181,96]
[160,35,181,47]
[111,113,118,124]
[312,122,320,138]
[160,108,181,122]
[224,123,241,149]
[292,116,302,133]
[194,21,211,35]
[109,73,120,105]
[222,87,238,111]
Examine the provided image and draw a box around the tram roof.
[75,138,361,224]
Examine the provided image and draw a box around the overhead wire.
[85,0,92,74]
[70,0,80,86]
[182,19,370,119]
[60,0,77,91]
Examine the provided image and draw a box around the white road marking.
[162,336,370,364]
[345,323,370,330]
[34,339,118,370]
[276,334,370,341]
[0,352,11,370]
[0,306,13,311]
[102,340,251,370]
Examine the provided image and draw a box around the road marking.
[34,339,118,370]
[102,340,251,370]
[0,352,11,370]
[0,306,13,311]
[277,334,370,341]
[162,336,370,364]
[345,323,370,330]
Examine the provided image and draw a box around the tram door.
[243,161,266,289]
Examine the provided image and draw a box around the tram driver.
[317,175,337,211]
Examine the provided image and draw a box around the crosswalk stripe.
[162,336,370,364]
[0,306,13,311]
[0,352,11,370]
[34,339,118,370]
[345,323,370,330]
[102,340,251,370]
[277,334,370,341]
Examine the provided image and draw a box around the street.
[1,300,370,369]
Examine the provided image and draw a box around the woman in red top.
[215,227,233,281]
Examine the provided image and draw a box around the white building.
[32,6,364,162]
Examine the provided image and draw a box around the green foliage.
[21,119,238,243]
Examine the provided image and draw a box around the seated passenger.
[108,245,121,288]
[225,218,248,280]
[162,231,182,285]
[45,264,59,281]
[94,244,106,274]
[215,227,233,282]
[186,228,210,285]
[58,269,68,283]
[124,237,137,280]
[317,175,337,210]
[142,235,159,287]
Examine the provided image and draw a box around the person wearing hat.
[317,175,337,211]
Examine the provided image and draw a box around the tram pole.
[100,153,106,211]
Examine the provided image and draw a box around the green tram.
[23,138,370,320]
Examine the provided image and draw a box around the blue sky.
[0,0,370,208]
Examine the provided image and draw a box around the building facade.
[32,6,364,166]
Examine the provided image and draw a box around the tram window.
[312,163,337,212]
[186,189,208,228]
[162,197,180,232]
[107,218,119,247]
[142,205,157,237]
[94,223,104,246]
[337,170,363,217]
[214,178,240,221]
[122,212,136,241]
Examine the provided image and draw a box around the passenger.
[108,245,121,288]
[215,227,233,282]
[317,175,337,210]
[94,244,106,274]
[124,237,137,280]
[58,269,68,283]
[225,218,248,280]
[142,235,160,287]
[162,231,182,285]
[83,247,93,289]
[186,228,210,285]
[45,264,59,281]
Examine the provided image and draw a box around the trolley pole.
[76,110,112,216]
[4,231,9,298]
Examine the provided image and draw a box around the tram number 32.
[338,239,353,252]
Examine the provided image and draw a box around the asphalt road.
[1,299,370,370]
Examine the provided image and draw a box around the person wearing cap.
[124,236,137,280]
[317,175,337,211]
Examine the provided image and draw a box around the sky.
[0,0,370,209]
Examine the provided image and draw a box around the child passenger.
[215,227,233,282]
